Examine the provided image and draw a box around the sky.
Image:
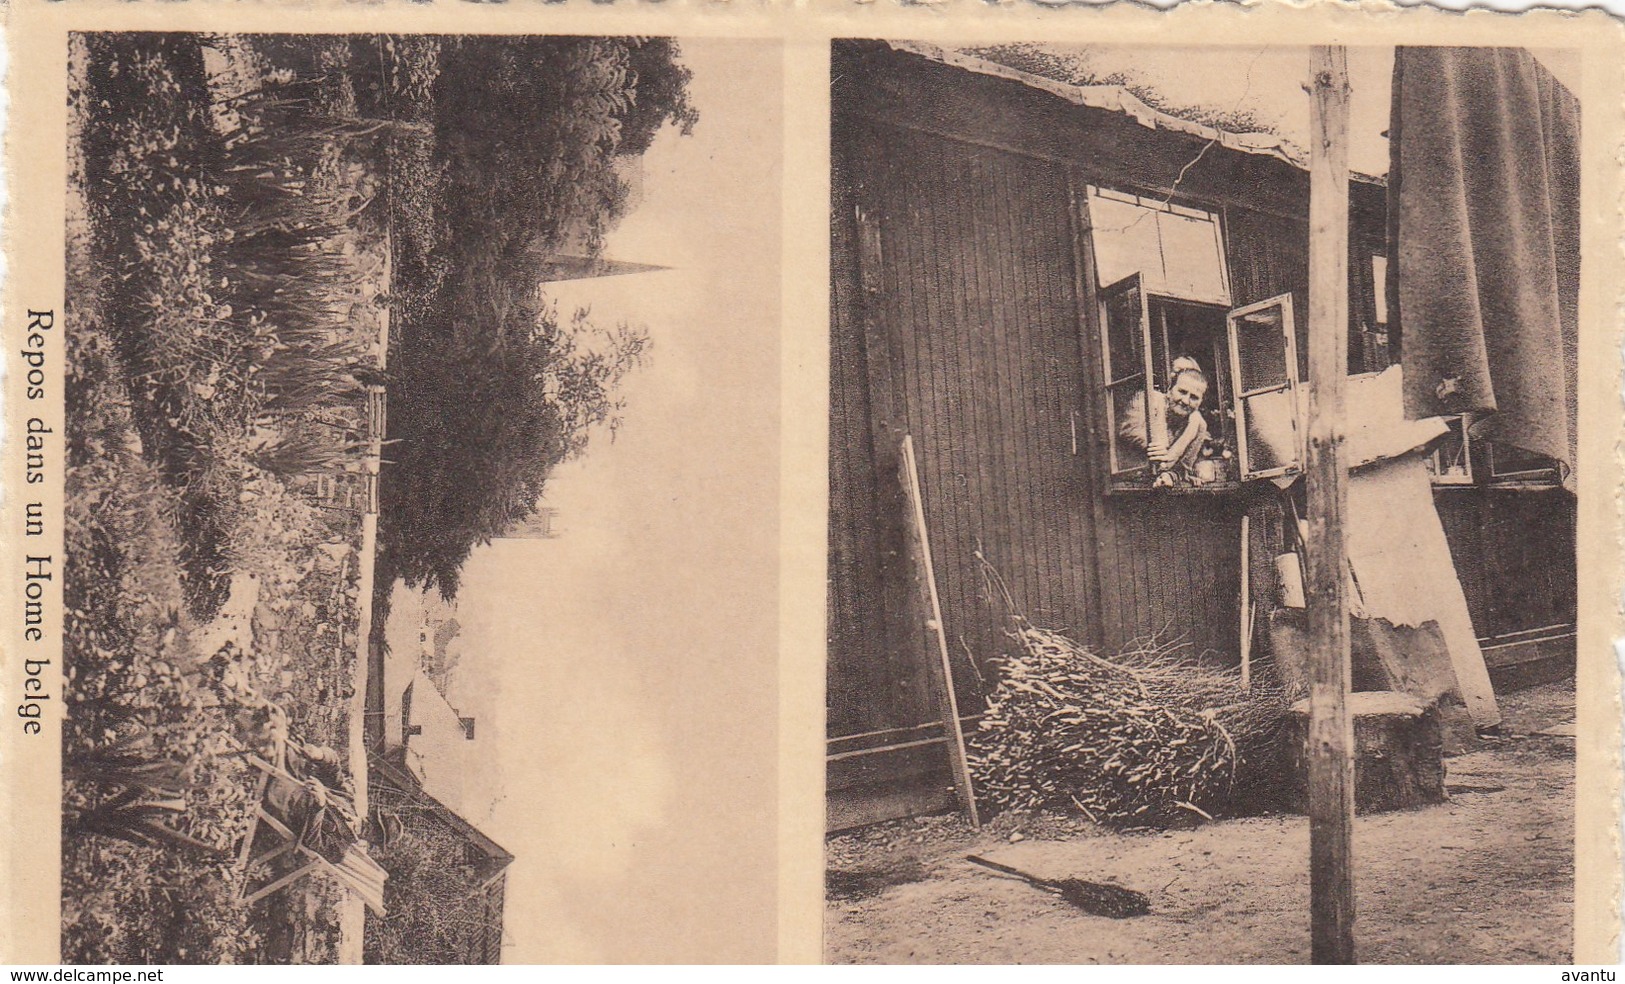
[427,38,783,962]
[1026,45,1580,178]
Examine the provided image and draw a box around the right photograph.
[826,39,1579,963]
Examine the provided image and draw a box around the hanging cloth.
[1387,47,1580,484]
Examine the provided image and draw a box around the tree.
[430,36,699,264]
[379,35,689,597]
[382,277,649,598]
[620,38,701,156]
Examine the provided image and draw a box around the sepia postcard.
[1,0,1622,968]
[824,31,1614,965]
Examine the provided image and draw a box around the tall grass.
[67,34,391,963]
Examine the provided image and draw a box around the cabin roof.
[370,752,515,882]
[887,41,1387,186]
[402,669,472,811]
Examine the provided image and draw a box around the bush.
[382,291,647,597]
[77,33,379,614]
[62,388,263,962]
[62,838,258,964]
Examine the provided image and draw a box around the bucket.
[1276,552,1306,608]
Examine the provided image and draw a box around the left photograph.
[63,32,782,963]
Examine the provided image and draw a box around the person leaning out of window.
[1120,357,1210,487]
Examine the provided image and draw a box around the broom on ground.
[965,854,1150,918]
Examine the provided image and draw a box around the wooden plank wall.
[1092,493,1247,659]
[827,128,936,743]
[836,118,1105,717]
[1435,490,1577,640]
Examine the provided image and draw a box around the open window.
[1416,412,1563,488]
[1100,273,1153,484]
[1355,253,1394,374]
[1423,414,1474,485]
[1098,273,1257,491]
[1089,188,1309,491]
[1227,294,1303,481]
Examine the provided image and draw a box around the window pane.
[1102,284,1143,384]
[1488,441,1560,480]
[1088,189,1229,305]
[1234,306,1289,393]
[1109,380,1148,475]
[1241,387,1299,474]
[1091,193,1164,290]
[1155,209,1229,304]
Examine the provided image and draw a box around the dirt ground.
[826,679,1575,964]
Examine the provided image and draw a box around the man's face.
[1168,375,1208,417]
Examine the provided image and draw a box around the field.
[63,33,409,963]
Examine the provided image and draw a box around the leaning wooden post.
[1306,45,1356,964]
[899,435,981,828]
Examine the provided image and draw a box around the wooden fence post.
[1306,44,1356,964]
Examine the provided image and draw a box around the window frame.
[1098,272,1155,486]
[1085,187,1240,495]
[1098,274,1262,494]
[1480,441,1565,488]
[1226,292,1304,483]
[1086,185,1234,308]
[1414,414,1565,490]
[1082,190,1317,493]
[1423,413,1476,486]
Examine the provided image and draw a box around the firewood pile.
[966,571,1297,826]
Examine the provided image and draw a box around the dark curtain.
[1387,47,1580,480]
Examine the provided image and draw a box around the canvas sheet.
[1390,46,1582,479]
[1346,453,1500,727]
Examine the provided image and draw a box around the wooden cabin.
[827,40,1578,830]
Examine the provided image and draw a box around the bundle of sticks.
[966,568,1294,826]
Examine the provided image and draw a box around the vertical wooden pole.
[899,435,982,828]
[1240,513,1252,690]
[1306,45,1356,965]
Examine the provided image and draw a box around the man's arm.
[1176,412,1209,472]
[1164,409,1204,465]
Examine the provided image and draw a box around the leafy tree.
[380,35,689,597]
[430,36,698,264]
[383,276,649,598]
[620,38,701,155]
